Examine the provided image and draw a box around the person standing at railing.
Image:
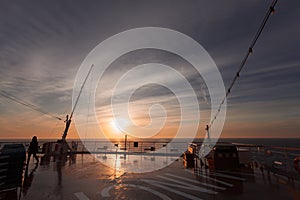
[26,136,39,165]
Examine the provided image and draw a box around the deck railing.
[191,142,300,181]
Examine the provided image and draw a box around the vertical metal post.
[206,125,211,146]
[124,134,127,151]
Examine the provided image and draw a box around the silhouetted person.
[27,136,39,165]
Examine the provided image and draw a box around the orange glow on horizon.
[0,107,299,139]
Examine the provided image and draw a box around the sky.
[0,0,299,139]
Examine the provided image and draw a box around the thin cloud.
[0,0,299,138]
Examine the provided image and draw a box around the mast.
[61,64,94,141]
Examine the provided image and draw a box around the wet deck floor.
[3,154,300,200]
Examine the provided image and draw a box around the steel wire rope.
[208,0,278,130]
[83,67,94,150]
[0,90,62,121]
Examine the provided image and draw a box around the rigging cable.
[69,64,94,120]
[0,90,62,121]
[83,66,93,147]
[208,0,278,130]
[61,64,94,141]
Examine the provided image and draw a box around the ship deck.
[2,153,299,200]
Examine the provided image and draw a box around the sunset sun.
[110,118,130,135]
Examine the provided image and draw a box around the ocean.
[1,138,299,149]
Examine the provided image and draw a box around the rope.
[208,0,278,129]
[0,90,61,121]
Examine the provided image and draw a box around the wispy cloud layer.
[0,0,299,138]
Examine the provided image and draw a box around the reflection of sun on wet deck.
[1,141,300,200]
[17,154,300,200]
[100,166,299,200]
